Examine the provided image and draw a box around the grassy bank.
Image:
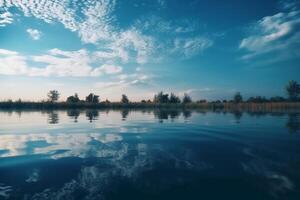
[1,101,300,111]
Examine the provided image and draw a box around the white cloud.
[93,50,126,62]
[134,15,198,35]
[0,49,18,56]
[1,0,211,65]
[32,49,92,77]
[0,10,13,27]
[91,64,122,76]
[95,73,151,89]
[0,49,28,75]
[112,29,154,64]
[1,0,112,41]
[172,37,213,58]
[133,16,213,61]
[178,88,213,97]
[26,28,42,40]
[92,29,154,64]
[1,0,154,64]
[78,0,116,44]
[3,0,78,31]
[98,64,122,74]
[0,48,123,77]
[240,4,300,61]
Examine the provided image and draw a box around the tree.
[85,93,99,103]
[47,90,60,102]
[66,93,80,103]
[233,92,243,103]
[270,96,285,102]
[169,93,181,103]
[153,92,169,103]
[182,93,192,104]
[121,94,129,103]
[286,80,300,101]
[197,99,207,103]
[247,96,268,103]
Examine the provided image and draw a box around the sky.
[0,0,300,101]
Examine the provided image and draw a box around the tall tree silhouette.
[47,90,60,102]
[169,93,181,103]
[121,94,129,103]
[233,92,243,103]
[154,92,169,103]
[182,93,192,104]
[286,80,300,101]
[86,93,99,103]
[66,93,80,103]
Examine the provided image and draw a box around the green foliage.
[66,93,80,103]
[169,93,181,104]
[121,94,129,103]
[86,93,99,103]
[270,96,286,102]
[182,93,192,104]
[154,92,169,103]
[247,96,268,103]
[233,92,242,103]
[47,90,60,102]
[286,80,300,101]
[197,99,207,103]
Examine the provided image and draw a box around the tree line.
[46,90,193,104]
[231,80,300,103]
[1,80,299,106]
[45,80,300,104]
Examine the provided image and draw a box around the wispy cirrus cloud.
[95,72,151,89]
[0,0,155,64]
[172,37,213,58]
[239,0,300,62]
[91,64,122,77]
[134,15,200,34]
[1,0,212,66]
[133,14,212,61]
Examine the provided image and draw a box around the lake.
[0,109,299,200]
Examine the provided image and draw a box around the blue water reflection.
[0,109,299,200]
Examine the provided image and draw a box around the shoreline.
[1,102,300,112]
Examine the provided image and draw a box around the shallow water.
[0,109,299,200]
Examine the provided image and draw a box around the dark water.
[0,109,299,200]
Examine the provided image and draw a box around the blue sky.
[0,0,299,101]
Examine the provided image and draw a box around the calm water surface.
[0,109,299,200]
